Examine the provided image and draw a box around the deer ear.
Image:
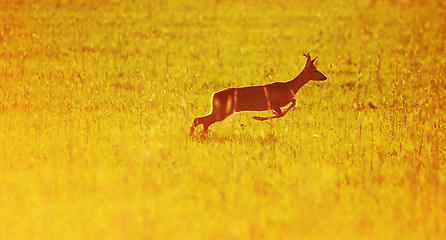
[311,57,318,64]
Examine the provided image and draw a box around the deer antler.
[302,51,311,59]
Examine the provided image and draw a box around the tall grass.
[0,0,445,239]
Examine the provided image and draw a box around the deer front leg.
[252,109,282,121]
[281,98,296,115]
[252,99,296,121]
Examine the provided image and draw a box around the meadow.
[0,0,445,239]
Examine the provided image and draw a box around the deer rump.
[211,82,294,121]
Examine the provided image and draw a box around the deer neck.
[288,71,310,94]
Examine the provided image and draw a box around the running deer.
[190,52,327,135]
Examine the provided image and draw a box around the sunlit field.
[1,0,445,239]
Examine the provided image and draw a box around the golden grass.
[0,0,445,239]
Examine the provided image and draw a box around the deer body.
[190,52,327,135]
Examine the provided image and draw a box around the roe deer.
[190,52,327,135]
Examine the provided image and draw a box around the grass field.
[1,0,445,239]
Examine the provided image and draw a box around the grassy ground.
[1,0,445,239]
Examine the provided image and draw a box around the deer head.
[303,52,327,81]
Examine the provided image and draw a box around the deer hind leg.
[190,117,201,135]
[252,99,296,121]
[202,117,214,133]
[190,113,216,135]
[190,93,233,134]
[190,110,228,134]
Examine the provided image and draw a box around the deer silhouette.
[190,52,327,135]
